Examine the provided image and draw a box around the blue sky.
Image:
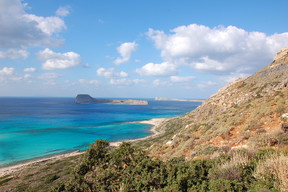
[1,0,288,99]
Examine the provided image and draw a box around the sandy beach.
[0,117,169,177]
[110,117,169,146]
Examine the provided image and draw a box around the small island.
[76,94,149,105]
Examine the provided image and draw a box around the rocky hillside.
[142,48,288,160]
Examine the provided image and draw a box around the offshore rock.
[75,94,148,105]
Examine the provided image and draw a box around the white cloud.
[114,42,137,65]
[220,72,249,83]
[0,0,66,48]
[110,78,130,85]
[119,71,128,77]
[96,67,128,78]
[38,72,60,85]
[109,78,145,86]
[152,79,171,87]
[79,79,100,86]
[0,67,14,76]
[39,48,81,70]
[136,62,178,76]
[0,49,29,59]
[197,81,217,88]
[96,68,114,78]
[147,24,288,74]
[24,74,32,79]
[56,7,70,17]
[170,76,195,83]
[24,67,36,72]
[24,14,65,36]
[38,72,60,80]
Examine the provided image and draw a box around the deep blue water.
[0,97,201,166]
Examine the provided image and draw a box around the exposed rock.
[281,123,288,133]
[75,94,148,105]
[274,47,288,61]
[282,113,288,119]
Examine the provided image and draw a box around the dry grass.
[209,150,252,181]
[254,153,288,192]
[221,150,251,169]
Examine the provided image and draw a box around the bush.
[50,139,286,192]
[209,178,245,192]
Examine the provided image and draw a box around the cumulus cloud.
[0,49,29,59]
[0,0,66,48]
[147,24,288,74]
[24,67,36,72]
[170,76,195,83]
[136,62,178,76]
[38,48,81,70]
[114,42,137,65]
[0,67,14,76]
[56,6,70,17]
[96,67,128,78]
[24,14,65,36]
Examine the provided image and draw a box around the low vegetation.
[46,140,287,192]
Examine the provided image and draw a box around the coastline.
[110,117,169,147]
[0,117,169,177]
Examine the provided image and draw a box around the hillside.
[141,48,288,160]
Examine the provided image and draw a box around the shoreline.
[110,117,169,147]
[0,117,169,177]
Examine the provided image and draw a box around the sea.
[0,97,201,167]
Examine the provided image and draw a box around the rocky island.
[75,94,149,105]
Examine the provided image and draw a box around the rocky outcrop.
[274,47,288,61]
[75,94,148,105]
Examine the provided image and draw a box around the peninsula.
[75,94,149,105]
[155,97,204,102]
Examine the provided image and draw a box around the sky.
[0,0,288,99]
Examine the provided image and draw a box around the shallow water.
[0,97,201,166]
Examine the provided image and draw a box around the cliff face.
[145,48,288,160]
[75,94,149,105]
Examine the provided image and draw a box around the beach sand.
[110,117,169,147]
[0,117,169,177]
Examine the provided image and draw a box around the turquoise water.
[0,98,201,166]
